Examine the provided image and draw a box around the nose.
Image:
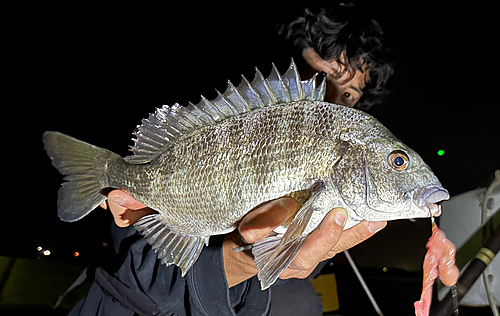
[422,187,450,204]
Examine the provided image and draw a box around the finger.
[100,200,108,210]
[280,266,317,280]
[108,202,130,227]
[119,208,156,227]
[239,198,297,244]
[106,190,155,227]
[286,208,347,272]
[325,220,387,258]
[107,190,148,210]
[108,200,156,227]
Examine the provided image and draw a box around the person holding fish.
[62,4,399,316]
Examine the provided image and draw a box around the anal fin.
[134,214,209,276]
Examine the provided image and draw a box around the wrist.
[223,233,258,288]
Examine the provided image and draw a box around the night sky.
[5,1,498,272]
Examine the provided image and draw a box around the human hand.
[101,191,387,287]
[100,190,156,227]
[223,198,387,287]
[302,47,348,78]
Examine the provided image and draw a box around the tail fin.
[43,131,121,222]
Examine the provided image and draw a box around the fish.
[43,60,450,290]
[414,224,459,316]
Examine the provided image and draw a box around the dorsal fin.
[125,59,326,164]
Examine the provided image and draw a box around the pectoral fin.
[253,235,308,290]
[253,181,325,290]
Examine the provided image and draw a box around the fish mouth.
[408,185,450,217]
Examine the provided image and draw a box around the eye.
[344,92,352,100]
[388,150,409,171]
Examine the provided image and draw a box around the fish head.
[332,125,449,223]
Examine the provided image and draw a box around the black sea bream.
[43,61,449,290]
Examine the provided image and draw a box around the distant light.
[37,246,43,251]
[74,252,80,257]
[382,267,388,272]
[437,149,445,156]
[43,250,51,256]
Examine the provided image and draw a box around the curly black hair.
[284,3,394,110]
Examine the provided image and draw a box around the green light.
[437,149,445,156]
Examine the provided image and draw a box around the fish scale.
[43,60,449,290]
[147,117,333,235]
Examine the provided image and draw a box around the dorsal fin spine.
[267,63,291,103]
[201,95,225,120]
[189,102,216,124]
[316,76,327,100]
[174,117,190,130]
[251,68,276,106]
[215,89,239,116]
[169,105,190,131]
[125,59,326,164]
[301,73,317,101]
[282,60,303,101]
[181,104,205,127]
[227,80,251,112]
[237,75,264,109]
[178,112,198,128]
[195,96,218,122]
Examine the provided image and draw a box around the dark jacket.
[69,225,323,316]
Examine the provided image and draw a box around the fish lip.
[428,204,443,217]
[407,185,450,217]
[421,186,450,204]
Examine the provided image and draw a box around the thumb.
[239,198,297,244]
[107,190,147,210]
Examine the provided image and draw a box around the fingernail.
[368,221,386,234]
[333,209,348,227]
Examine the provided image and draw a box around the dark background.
[4,1,499,315]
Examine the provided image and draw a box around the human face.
[301,48,369,107]
[323,64,368,107]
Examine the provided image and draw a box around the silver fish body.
[43,61,449,290]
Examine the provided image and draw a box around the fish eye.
[388,150,409,171]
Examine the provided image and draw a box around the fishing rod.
[434,224,500,316]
